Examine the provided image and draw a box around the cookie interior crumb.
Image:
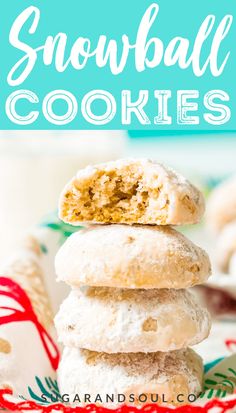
[62,163,171,224]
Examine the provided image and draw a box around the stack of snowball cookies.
[55,158,212,408]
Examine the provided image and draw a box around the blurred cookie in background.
[196,174,236,321]
[216,220,236,274]
[206,174,236,233]
[195,283,236,321]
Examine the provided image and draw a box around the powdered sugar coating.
[55,225,211,289]
[58,347,203,408]
[55,287,211,353]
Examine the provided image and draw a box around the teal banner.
[0,0,236,129]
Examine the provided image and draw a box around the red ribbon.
[225,339,236,353]
[0,276,59,370]
[0,389,236,413]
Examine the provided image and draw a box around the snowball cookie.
[216,220,236,272]
[228,253,236,276]
[55,225,211,289]
[58,347,203,408]
[207,175,236,233]
[59,158,205,226]
[55,287,211,353]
